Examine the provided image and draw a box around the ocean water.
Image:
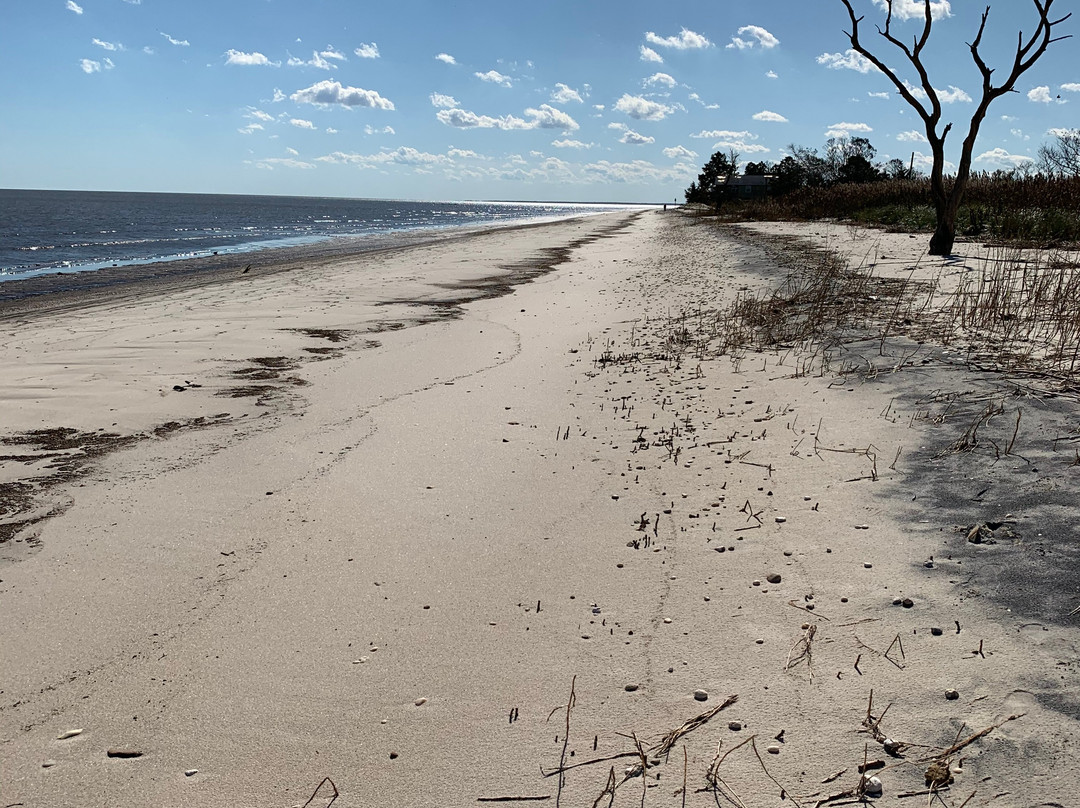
[0,189,639,280]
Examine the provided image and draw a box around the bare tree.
[839,0,1071,255]
[1038,129,1080,176]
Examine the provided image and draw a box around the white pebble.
[414,697,428,706]
[57,729,83,740]
[863,775,883,796]
[775,516,786,523]
[766,744,781,755]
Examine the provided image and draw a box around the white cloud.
[691,129,754,140]
[319,47,346,61]
[364,124,395,135]
[609,123,655,145]
[551,83,583,104]
[873,0,951,20]
[325,127,338,134]
[1028,85,1053,103]
[430,93,459,108]
[435,53,457,65]
[753,110,787,122]
[826,121,873,138]
[291,80,395,110]
[318,147,451,168]
[727,25,779,50]
[614,93,673,121]
[476,69,512,87]
[246,109,274,122]
[663,145,698,160]
[272,88,286,103]
[644,72,677,88]
[238,123,264,135]
[552,139,594,149]
[1062,83,1080,93]
[448,148,481,159]
[93,39,124,52]
[938,85,972,103]
[868,91,891,99]
[975,147,1034,168]
[766,70,778,79]
[897,129,929,142]
[226,49,278,66]
[645,29,711,50]
[436,104,578,132]
[639,45,664,63]
[354,43,379,59]
[712,138,769,154]
[817,49,877,73]
[290,118,316,129]
[1048,127,1079,137]
[80,58,115,73]
[143,46,155,55]
[251,157,316,170]
[286,147,300,156]
[66,1,83,13]
[1011,128,1030,141]
[161,32,190,47]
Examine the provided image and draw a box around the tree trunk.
[928,218,956,256]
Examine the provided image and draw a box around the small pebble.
[863,775,883,796]
[864,562,873,569]
[892,598,903,606]
[902,598,914,609]
[389,752,398,760]
[728,721,742,731]
[945,689,960,701]
[624,683,639,692]
[414,697,428,706]
[57,729,83,740]
[42,759,57,769]
[766,744,781,755]
[840,597,849,603]
[693,689,709,702]
[752,580,761,587]
[184,769,198,777]
[663,617,672,624]
[884,738,902,756]
[775,516,786,523]
[855,524,870,530]
[931,627,943,636]
[766,573,782,584]
[755,638,764,644]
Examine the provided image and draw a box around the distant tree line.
[685,129,1080,207]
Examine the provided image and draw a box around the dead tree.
[839,0,1072,256]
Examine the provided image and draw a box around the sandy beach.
[2,210,1078,807]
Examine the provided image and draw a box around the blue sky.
[1,0,1075,202]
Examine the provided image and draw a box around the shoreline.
[1,210,1077,806]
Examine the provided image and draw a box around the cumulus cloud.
[614,93,673,121]
[727,25,779,50]
[430,93,459,108]
[1028,85,1054,103]
[552,139,594,149]
[644,72,677,88]
[80,58,115,73]
[937,85,972,103]
[826,121,873,138]
[753,110,787,122]
[290,118,316,129]
[354,43,379,59]
[319,47,346,61]
[645,29,711,50]
[817,49,877,73]
[897,129,929,142]
[238,123,264,135]
[318,147,451,168]
[364,124,395,135]
[435,53,457,65]
[975,147,1034,168]
[66,1,83,13]
[690,129,754,140]
[868,91,891,99]
[448,148,481,159]
[251,157,316,170]
[246,109,274,122]
[609,123,655,145]
[639,45,664,63]
[226,49,278,66]
[436,104,579,132]
[161,32,190,47]
[93,39,124,51]
[1061,83,1080,93]
[663,145,698,160]
[712,137,769,154]
[766,70,778,79]
[551,83,583,104]
[873,0,950,20]
[475,69,512,87]
[291,80,395,109]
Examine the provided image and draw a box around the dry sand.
[1,210,1078,807]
